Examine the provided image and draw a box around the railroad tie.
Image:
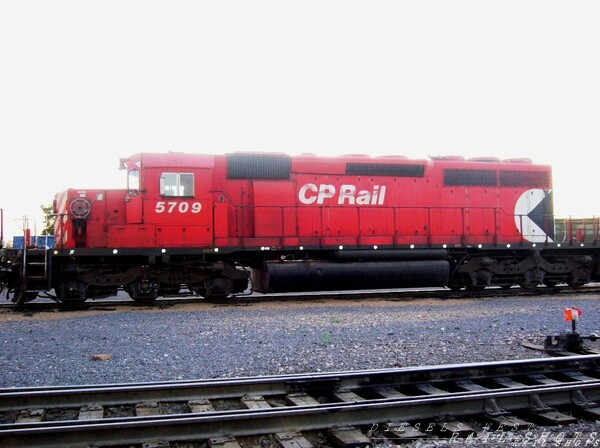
[188,399,215,413]
[562,371,600,382]
[525,373,600,419]
[328,426,372,448]
[377,421,426,443]
[558,373,600,419]
[209,436,242,448]
[431,418,477,439]
[528,393,578,425]
[286,392,320,406]
[78,404,103,420]
[570,389,600,420]
[142,442,170,448]
[275,431,314,448]
[135,402,161,417]
[240,395,272,409]
[332,389,365,402]
[415,382,476,437]
[454,379,531,430]
[16,409,45,423]
[493,377,578,425]
[372,386,407,398]
[414,383,448,395]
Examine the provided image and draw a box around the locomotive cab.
[49,153,249,304]
[117,153,216,247]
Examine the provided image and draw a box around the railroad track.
[3,283,600,312]
[2,355,600,447]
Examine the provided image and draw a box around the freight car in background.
[11,236,55,249]
[0,152,599,306]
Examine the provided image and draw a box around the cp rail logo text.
[298,183,387,205]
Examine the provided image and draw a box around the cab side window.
[128,169,140,191]
[160,172,194,197]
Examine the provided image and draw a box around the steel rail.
[4,283,600,311]
[6,378,600,429]
[2,379,600,448]
[2,355,600,411]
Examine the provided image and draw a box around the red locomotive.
[1,151,599,305]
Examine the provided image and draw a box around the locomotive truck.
[1,151,599,306]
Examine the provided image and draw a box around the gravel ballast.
[1,293,599,446]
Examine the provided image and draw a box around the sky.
[1,1,599,242]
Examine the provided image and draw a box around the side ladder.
[15,248,51,306]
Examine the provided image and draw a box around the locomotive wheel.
[194,276,233,299]
[10,284,30,308]
[126,279,159,305]
[124,288,156,305]
[13,289,40,305]
[123,285,156,305]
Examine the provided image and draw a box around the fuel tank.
[255,259,450,293]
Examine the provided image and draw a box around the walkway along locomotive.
[1,152,599,306]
